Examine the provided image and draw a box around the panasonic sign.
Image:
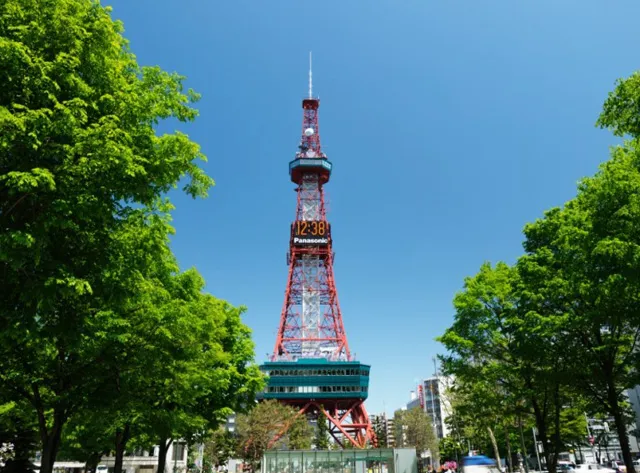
[293,237,329,246]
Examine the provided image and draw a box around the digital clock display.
[292,220,331,246]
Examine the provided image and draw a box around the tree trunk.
[85,452,102,473]
[517,416,529,473]
[608,386,635,473]
[432,442,440,468]
[504,423,513,473]
[488,426,502,468]
[547,385,563,473]
[157,437,173,473]
[114,423,131,473]
[38,411,64,473]
[531,399,552,472]
[598,442,602,463]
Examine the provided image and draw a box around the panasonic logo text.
[293,237,329,245]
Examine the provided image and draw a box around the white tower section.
[300,173,321,357]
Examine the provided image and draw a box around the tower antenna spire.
[308,51,313,98]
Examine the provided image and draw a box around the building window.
[173,443,186,462]
[267,385,368,394]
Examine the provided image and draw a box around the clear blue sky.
[108,0,640,416]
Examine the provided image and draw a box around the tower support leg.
[268,400,377,449]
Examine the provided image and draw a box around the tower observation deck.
[258,59,377,449]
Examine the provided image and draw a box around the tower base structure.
[259,359,377,448]
[301,399,375,449]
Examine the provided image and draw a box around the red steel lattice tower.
[260,56,376,449]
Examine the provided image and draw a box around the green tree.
[59,237,177,473]
[0,0,215,471]
[204,427,238,472]
[108,267,263,473]
[445,378,504,466]
[394,408,439,463]
[557,402,589,451]
[438,262,577,473]
[52,257,262,473]
[372,416,388,449]
[58,406,112,472]
[315,414,330,450]
[518,141,640,473]
[0,398,38,473]
[341,436,355,449]
[236,400,313,471]
[597,72,640,138]
[439,436,464,463]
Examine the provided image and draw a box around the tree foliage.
[439,436,464,463]
[438,261,576,472]
[203,427,238,472]
[0,1,262,472]
[54,262,263,472]
[394,408,439,461]
[57,406,112,471]
[236,400,313,471]
[372,417,388,449]
[0,398,38,473]
[438,260,598,472]
[439,70,640,473]
[518,141,640,473]
[135,272,263,473]
[597,72,640,138]
[315,414,330,450]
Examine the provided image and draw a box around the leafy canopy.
[0,0,220,470]
[236,400,313,471]
[394,407,438,456]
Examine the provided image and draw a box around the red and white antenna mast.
[272,52,349,361]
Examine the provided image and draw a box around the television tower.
[259,55,377,449]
